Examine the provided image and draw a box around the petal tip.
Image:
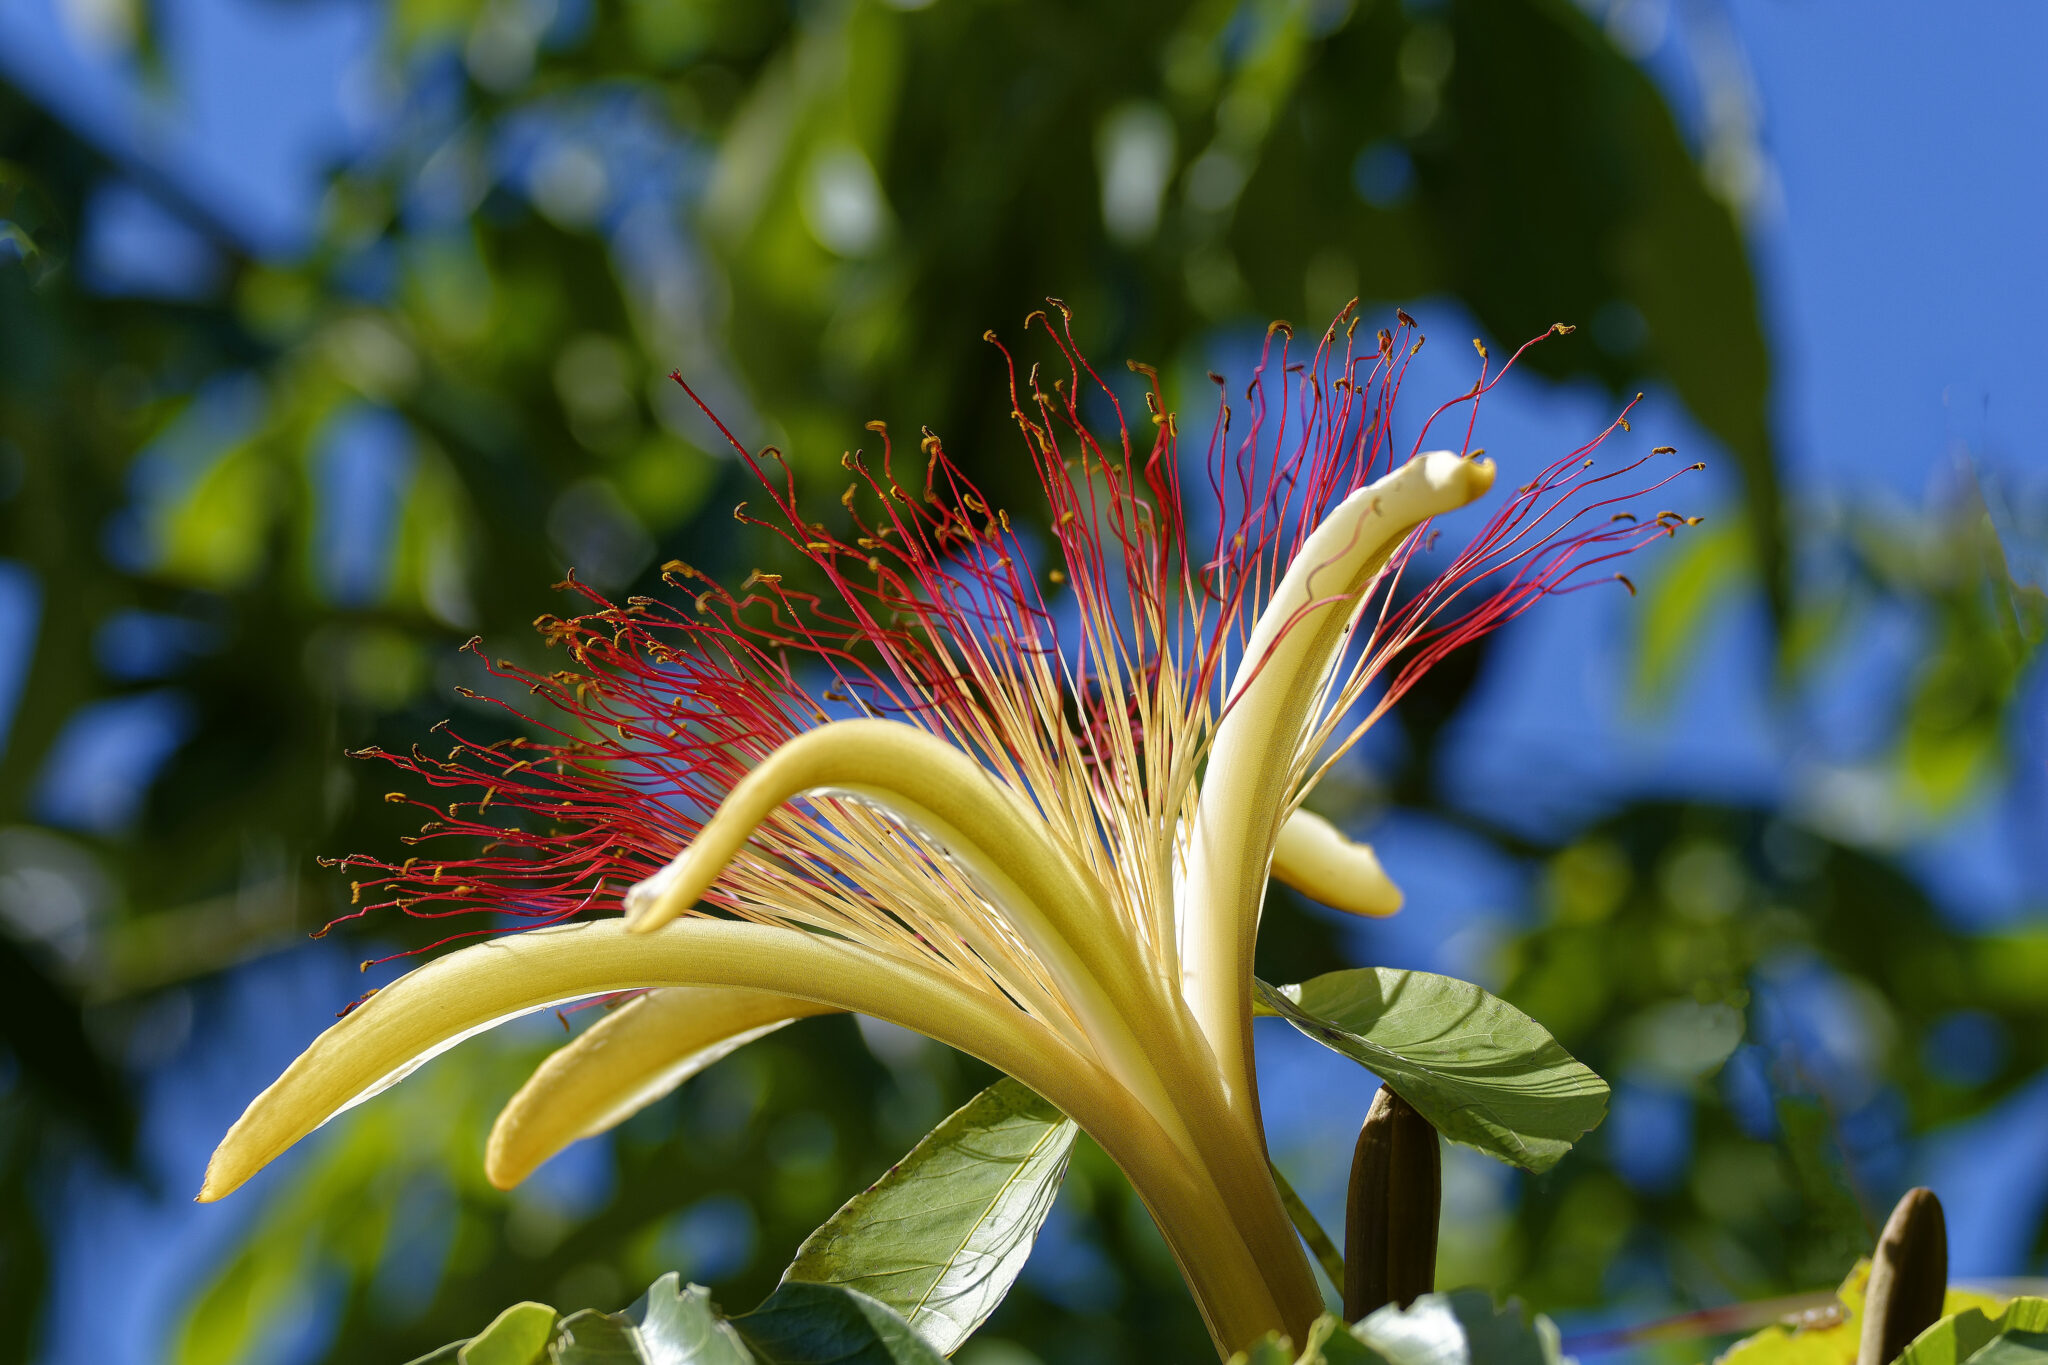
[1465,455,1497,496]
[484,1110,537,1190]
[195,1160,238,1204]
[1410,448,1495,503]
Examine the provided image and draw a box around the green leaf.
[549,1307,651,1365]
[1901,1302,2048,1365]
[1631,518,1751,707]
[460,1302,558,1365]
[1967,1334,2048,1365]
[1329,1290,1568,1365]
[1707,1262,2029,1365]
[780,1076,1077,1353]
[411,1275,942,1365]
[622,1275,754,1365]
[735,1281,947,1365]
[1255,970,1607,1173]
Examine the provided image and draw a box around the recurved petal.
[1270,810,1402,918]
[1184,451,1492,1107]
[200,918,1077,1204]
[486,987,836,1189]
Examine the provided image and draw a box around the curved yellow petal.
[1184,450,1493,1108]
[1270,809,1402,918]
[622,717,1189,1135]
[486,987,837,1189]
[200,918,1088,1204]
[197,919,1316,1352]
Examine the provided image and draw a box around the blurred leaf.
[1631,517,1750,705]
[1231,0,1785,612]
[781,1076,1076,1354]
[0,927,131,1162]
[1425,0,1786,617]
[1229,1331,1299,1365]
[1255,969,1607,1173]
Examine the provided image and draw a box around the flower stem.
[1270,1159,1346,1287]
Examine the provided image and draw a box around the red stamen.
[325,309,1696,961]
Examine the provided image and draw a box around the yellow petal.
[200,918,1089,1203]
[1184,450,1493,1107]
[486,987,835,1189]
[198,921,1318,1357]
[1270,809,1402,917]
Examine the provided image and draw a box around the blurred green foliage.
[1500,806,2048,1306]
[0,1,2042,1362]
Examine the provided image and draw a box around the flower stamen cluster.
[210,305,1697,1356]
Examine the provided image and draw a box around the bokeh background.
[2,1,2045,1362]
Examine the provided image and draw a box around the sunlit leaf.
[1713,1263,2019,1365]
[1900,1302,2048,1365]
[1631,518,1750,705]
[781,1077,1077,1354]
[456,1302,556,1365]
[1255,969,1607,1173]
[1965,1332,2048,1365]
[408,1274,946,1365]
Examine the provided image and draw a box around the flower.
[200,307,1691,1354]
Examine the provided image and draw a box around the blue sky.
[1734,1,2048,501]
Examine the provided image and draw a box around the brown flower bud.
[1857,1186,1948,1365]
[1344,1085,1441,1321]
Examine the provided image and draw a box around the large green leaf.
[781,1076,1078,1354]
[1255,969,1607,1173]
[405,1274,944,1365]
